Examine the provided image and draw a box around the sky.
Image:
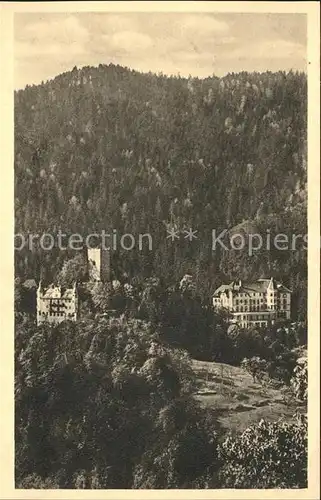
[14,12,307,89]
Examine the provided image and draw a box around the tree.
[57,253,88,287]
[90,281,112,312]
[241,356,267,383]
[217,415,307,488]
[14,277,22,310]
[291,355,307,402]
[15,68,307,320]
[15,316,220,488]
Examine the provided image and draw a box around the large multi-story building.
[213,278,291,328]
[37,282,78,325]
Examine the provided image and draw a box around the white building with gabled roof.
[37,282,78,325]
[213,277,291,328]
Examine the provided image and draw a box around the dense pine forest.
[14,65,308,489]
[14,65,307,318]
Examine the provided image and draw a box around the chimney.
[268,277,275,290]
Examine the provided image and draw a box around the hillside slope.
[192,359,304,434]
[14,65,307,316]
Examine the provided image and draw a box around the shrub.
[291,356,307,402]
[217,414,307,488]
[241,356,268,383]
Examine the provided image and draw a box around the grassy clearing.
[192,359,305,434]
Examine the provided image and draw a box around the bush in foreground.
[15,316,220,488]
[217,414,307,488]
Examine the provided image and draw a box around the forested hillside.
[14,65,307,317]
[15,313,307,489]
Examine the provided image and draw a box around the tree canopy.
[15,66,307,318]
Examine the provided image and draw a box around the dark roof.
[39,283,77,299]
[213,278,291,296]
[213,284,232,296]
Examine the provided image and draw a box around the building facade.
[37,282,78,325]
[213,278,291,328]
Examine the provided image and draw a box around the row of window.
[237,293,265,297]
[233,306,268,312]
[234,298,287,304]
[233,305,289,312]
[236,314,273,321]
[240,321,268,328]
[38,311,76,317]
[41,298,74,302]
[235,292,288,298]
[240,313,286,326]
[235,299,264,305]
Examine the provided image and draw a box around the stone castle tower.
[87,247,110,282]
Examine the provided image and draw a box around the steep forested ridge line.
[14,64,307,315]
